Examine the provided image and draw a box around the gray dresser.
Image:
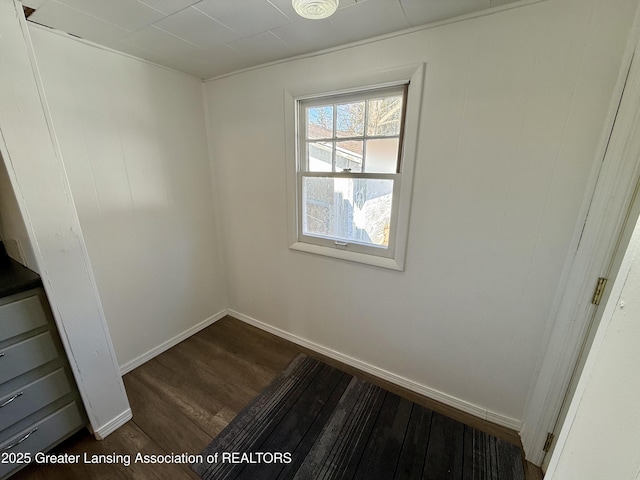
[0,259,86,479]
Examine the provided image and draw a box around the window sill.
[289,241,404,271]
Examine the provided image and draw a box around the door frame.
[520,5,640,466]
[541,177,640,470]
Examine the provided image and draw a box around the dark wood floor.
[11,316,543,479]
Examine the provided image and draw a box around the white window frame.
[284,63,425,271]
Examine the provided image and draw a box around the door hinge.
[592,277,608,306]
[543,432,554,452]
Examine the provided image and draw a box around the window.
[298,86,405,255]
[285,64,424,270]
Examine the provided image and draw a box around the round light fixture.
[292,0,339,19]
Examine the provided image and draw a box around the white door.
[541,172,640,471]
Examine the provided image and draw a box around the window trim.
[284,63,425,271]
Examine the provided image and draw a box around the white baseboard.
[119,310,227,375]
[93,408,133,440]
[229,309,523,432]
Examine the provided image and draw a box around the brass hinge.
[592,277,608,306]
[543,432,554,452]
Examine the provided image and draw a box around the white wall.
[205,0,637,426]
[545,214,640,479]
[28,26,228,370]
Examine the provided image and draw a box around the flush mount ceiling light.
[292,0,339,19]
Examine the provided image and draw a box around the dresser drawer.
[0,333,57,384]
[0,402,84,478]
[0,293,47,343]
[0,369,72,432]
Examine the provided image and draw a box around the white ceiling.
[25,0,520,79]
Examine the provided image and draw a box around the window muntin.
[300,86,406,174]
[297,85,407,255]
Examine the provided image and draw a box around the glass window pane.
[336,140,363,172]
[367,96,403,136]
[336,102,365,138]
[307,141,333,172]
[307,105,333,139]
[302,176,393,247]
[364,138,399,173]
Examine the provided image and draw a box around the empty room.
[2,0,640,478]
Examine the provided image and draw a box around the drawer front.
[0,333,57,384]
[0,402,84,478]
[0,369,72,432]
[0,294,47,343]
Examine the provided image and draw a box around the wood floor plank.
[394,405,433,479]
[496,436,527,480]
[199,317,300,371]
[461,425,476,480]
[352,394,413,480]
[154,334,275,407]
[123,372,212,450]
[128,357,230,438]
[332,385,387,480]
[526,461,544,480]
[477,428,499,480]
[180,334,277,392]
[423,412,465,480]
[123,373,212,478]
[275,374,353,480]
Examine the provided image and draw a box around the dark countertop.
[0,251,41,299]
